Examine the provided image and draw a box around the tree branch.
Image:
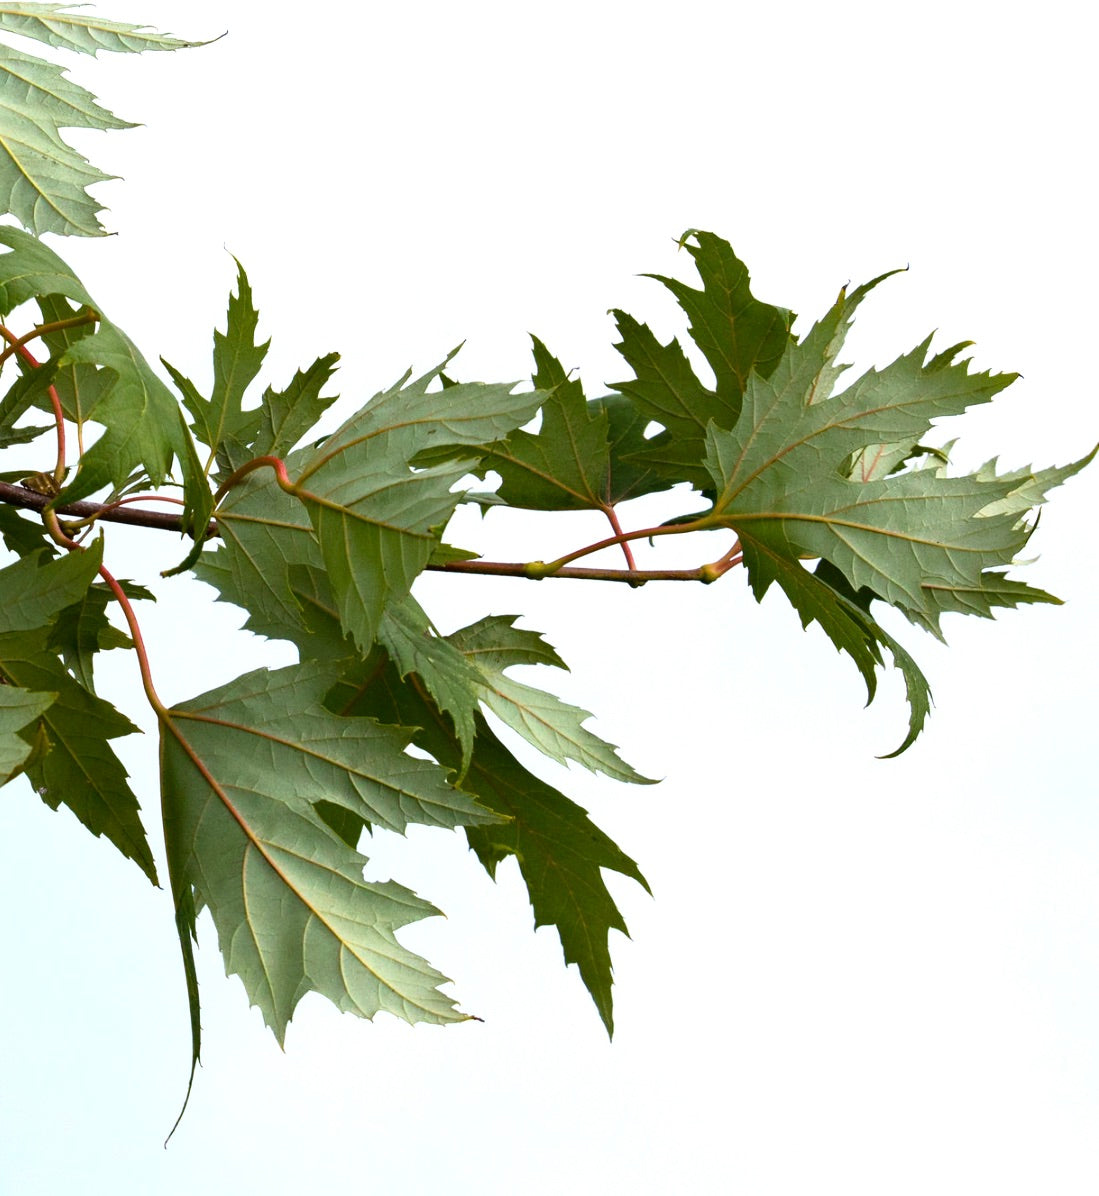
[0,481,217,537]
[0,482,732,583]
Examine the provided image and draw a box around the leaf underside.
[0,4,204,236]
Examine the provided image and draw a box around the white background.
[1,2,1097,1192]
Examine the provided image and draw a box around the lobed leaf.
[160,660,495,1077]
[331,650,649,1036]
[199,464,324,646]
[0,541,155,877]
[448,615,653,785]
[291,359,546,651]
[610,230,795,487]
[251,352,341,462]
[54,318,191,504]
[0,4,204,236]
[606,232,1092,748]
[166,260,269,472]
[47,576,133,690]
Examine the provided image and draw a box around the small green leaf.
[0,539,154,875]
[0,629,153,879]
[474,337,612,510]
[199,465,324,646]
[48,578,133,691]
[252,352,341,461]
[448,615,653,784]
[0,534,101,632]
[167,261,269,471]
[0,224,95,312]
[377,595,483,772]
[35,294,106,424]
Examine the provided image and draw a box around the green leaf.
[610,230,795,487]
[0,539,155,877]
[0,502,52,554]
[291,359,545,651]
[54,319,187,504]
[160,661,493,1047]
[0,4,204,236]
[0,223,95,312]
[35,293,106,424]
[0,231,191,507]
[0,534,101,632]
[619,237,1090,748]
[165,260,269,474]
[198,465,324,647]
[47,577,132,689]
[0,38,127,237]
[0,417,51,448]
[168,406,216,571]
[474,337,612,510]
[0,682,54,785]
[376,595,483,772]
[598,391,670,505]
[463,718,650,1035]
[447,615,653,784]
[808,558,933,758]
[329,653,649,1036]
[701,305,1059,618]
[5,635,153,879]
[459,338,672,513]
[251,352,341,461]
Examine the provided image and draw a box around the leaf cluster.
[0,6,1091,1131]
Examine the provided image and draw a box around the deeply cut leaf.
[447,615,654,785]
[291,358,545,651]
[160,660,495,1056]
[0,4,204,236]
[331,651,649,1036]
[608,232,1092,749]
[611,230,794,488]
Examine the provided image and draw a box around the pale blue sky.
[1,2,1096,1191]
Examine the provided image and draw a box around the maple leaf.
[424,338,673,513]
[0,541,156,878]
[162,261,270,474]
[290,358,546,651]
[47,577,136,690]
[610,232,1093,750]
[701,278,1091,623]
[375,594,483,771]
[250,353,342,463]
[329,648,649,1035]
[0,4,203,237]
[465,337,667,511]
[447,614,653,784]
[610,230,795,488]
[160,659,498,1099]
[197,464,324,646]
[0,230,207,530]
